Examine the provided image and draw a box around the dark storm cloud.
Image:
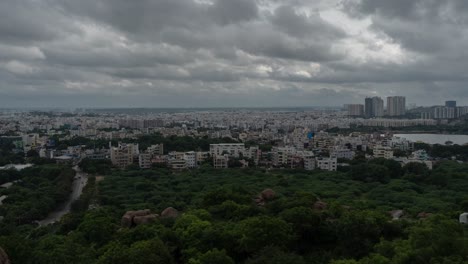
[270,5,345,39]
[0,0,468,107]
[345,0,468,54]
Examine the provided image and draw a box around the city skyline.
[1,1,468,107]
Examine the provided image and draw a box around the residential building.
[365,97,384,118]
[169,159,187,170]
[446,101,457,108]
[434,106,455,119]
[346,104,365,117]
[139,153,152,169]
[331,148,355,160]
[373,146,394,159]
[213,154,229,169]
[316,157,337,171]
[210,143,245,158]
[244,146,261,165]
[110,142,138,168]
[271,147,295,167]
[387,96,406,116]
[184,151,198,168]
[303,153,316,171]
[147,144,164,155]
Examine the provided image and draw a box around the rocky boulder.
[417,212,433,219]
[260,189,276,201]
[253,196,265,206]
[133,214,159,225]
[0,247,10,264]
[121,214,134,228]
[313,201,328,211]
[121,209,153,227]
[389,210,404,220]
[161,207,179,219]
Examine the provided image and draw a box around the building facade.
[365,97,384,118]
[387,96,406,116]
[346,104,365,117]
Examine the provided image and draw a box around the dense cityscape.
[1,101,468,263]
[1,0,468,263]
[1,102,456,172]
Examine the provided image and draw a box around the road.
[38,166,88,226]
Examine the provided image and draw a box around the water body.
[394,134,468,145]
[0,164,33,171]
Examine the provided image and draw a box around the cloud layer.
[0,0,466,107]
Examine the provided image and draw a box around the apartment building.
[303,155,316,171]
[139,153,152,169]
[110,144,135,169]
[210,143,245,158]
[213,154,229,169]
[147,144,164,156]
[331,148,355,160]
[184,151,197,169]
[373,146,394,159]
[316,157,338,171]
[271,147,295,167]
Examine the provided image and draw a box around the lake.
[394,134,468,145]
[0,164,33,171]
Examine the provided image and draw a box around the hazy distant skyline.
[0,0,467,107]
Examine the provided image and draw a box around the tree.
[174,214,216,259]
[245,247,306,264]
[189,249,235,264]
[77,212,118,246]
[126,239,174,264]
[235,216,294,253]
[349,164,391,183]
[334,211,388,258]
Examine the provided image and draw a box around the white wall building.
[210,143,245,158]
[373,146,394,159]
[184,151,198,169]
[331,148,355,160]
[139,153,152,169]
[316,157,337,171]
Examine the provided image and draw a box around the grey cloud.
[270,5,345,39]
[0,0,78,44]
[344,0,468,54]
[210,0,259,25]
[1,0,468,107]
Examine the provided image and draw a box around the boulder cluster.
[254,189,276,206]
[121,207,179,228]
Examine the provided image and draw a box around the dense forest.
[0,159,467,263]
[0,165,75,227]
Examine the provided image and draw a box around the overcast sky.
[0,0,467,108]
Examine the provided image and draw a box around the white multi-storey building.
[387,96,406,116]
[316,157,337,171]
[184,151,197,169]
[373,146,394,159]
[147,144,164,155]
[213,154,229,169]
[303,153,316,171]
[110,143,135,169]
[331,148,355,160]
[210,143,245,158]
[139,153,152,169]
[272,147,296,167]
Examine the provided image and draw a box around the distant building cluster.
[346,97,468,121]
[345,96,406,118]
[0,107,460,173]
[420,101,468,119]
